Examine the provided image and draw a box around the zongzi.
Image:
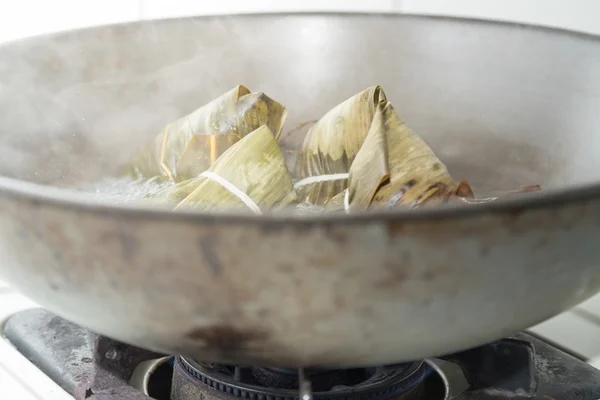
[343,100,455,210]
[296,86,387,204]
[118,83,540,215]
[125,85,287,182]
[152,125,297,213]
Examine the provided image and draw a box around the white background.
[0,0,599,43]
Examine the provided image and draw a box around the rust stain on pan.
[198,236,222,276]
[375,268,408,289]
[99,230,139,264]
[323,225,349,245]
[185,325,272,364]
[186,325,268,348]
[387,221,405,237]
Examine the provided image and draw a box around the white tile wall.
[577,294,600,319]
[138,0,396,19]
[530,311,600,359]
[537,290,600,360]
[0,0,138,42]
[1,0,599,43]
[401,0,600,35]
[0,284,72,400]
[589,355,600,370]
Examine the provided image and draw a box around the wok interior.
[0,14,600,197]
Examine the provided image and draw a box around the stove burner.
[172,357,428,400]
[6,309,600,400]
[252,367,370,391]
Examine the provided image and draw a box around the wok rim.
[0,174,598,225]
[0,12,599,225]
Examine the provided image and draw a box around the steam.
[0,13,419,202]
[0,14,305,190]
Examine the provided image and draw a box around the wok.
[0,13,600,367]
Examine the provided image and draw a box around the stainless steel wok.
[0,13,600,367]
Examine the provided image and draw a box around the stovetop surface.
[2,307,600,400]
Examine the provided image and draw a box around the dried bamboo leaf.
[371,102,455,208]
[297,86,387,204]
[456,184,542,205]
[175,134,241,181]
[345,101,456,210]
[345,107,390,212]
[164,125,296,213]
[453,180,475,199]
[126,85,287,181]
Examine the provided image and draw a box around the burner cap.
[172,357,427,400]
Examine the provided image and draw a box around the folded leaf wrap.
[348,101,455,211]
[126,85,287,182]
[152,125,297,213]
[297,86,387,204]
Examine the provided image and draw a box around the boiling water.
[78,177,174,204]
[79,175,537,214]
[79,176,326,215]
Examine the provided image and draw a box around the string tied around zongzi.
[294,173,349,190]
[343,189,351,214]
[174,171,262,214]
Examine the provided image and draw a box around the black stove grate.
[3,308,600,400]
[173,356,427,400]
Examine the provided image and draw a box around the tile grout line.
[572,307,600,327]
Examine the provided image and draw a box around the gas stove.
[1,308,600,400]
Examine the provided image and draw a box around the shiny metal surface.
[0,14,599,367]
